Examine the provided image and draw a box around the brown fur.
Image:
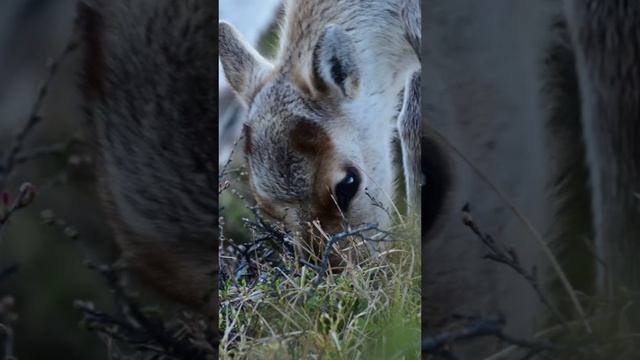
[219,0,419,273]
[80,0,217,312]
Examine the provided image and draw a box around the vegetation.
[219,162,421,359]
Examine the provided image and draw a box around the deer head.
[219,21,396,254]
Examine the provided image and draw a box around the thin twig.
[41,210,216,359]
[0,295,17,360]
[0,183,37,245]
[429,127,592,333]
[0,28,79,190]
[218,135,243,183]
[313,223,384,287]
[461,207,571,331]
[0,322,14,360]
[422,316,574,357]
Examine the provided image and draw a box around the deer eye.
[335,167,360,211]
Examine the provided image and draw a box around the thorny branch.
[420,206,582,358]
[461,204,571,331]
[422,316,575,359]
[0,294,17,360]
[0,14,213,353]
[0,19,79,191]
[313,223,391,287]
[221,205,298,286]
[219,182,397,296]
[74,266,215,360]
[0,6,80,245]
[40,211,218,360]
[365,189,394,222]
[430,128,590,332]
[0,13,81,359]
[218,135,243,187]
[0,183,37,243]
[221,189,395,290]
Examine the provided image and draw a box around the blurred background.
[218,0,281,165]
[0,0,281,358]
[0,0,115,359]
[218,0,282,247]
[0,1,598,358]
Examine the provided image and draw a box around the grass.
[218,164,420,359]
[218,23,419,358]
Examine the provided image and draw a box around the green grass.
[217,20,421,359]
[219,167,420,359]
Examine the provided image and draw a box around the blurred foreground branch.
[0,296,17,360]
[422,316,573,359]
[39,210,218,360]
[0,21,79,191]
[461,204,570,330]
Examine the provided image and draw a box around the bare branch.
[40,210,218,359]
[430,128,591,332]
[0,296,17,360]
[461,205,571,331]
[0,183,37,245]
[0,16,79,190]
[422,316,575,358]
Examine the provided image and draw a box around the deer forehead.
[242,76,362,221]
[249,76,337,119]
[246,115,355,220]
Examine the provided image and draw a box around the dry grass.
[423,131,640,359]
[219,165,421,359]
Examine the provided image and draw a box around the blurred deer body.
[425,0,640,353]
[81,0,419,309]
[564,0,640,291]
[80,0,217,309]
[219,0,420,243]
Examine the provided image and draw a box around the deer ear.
[312,24,360,99]
[219,21,273,104]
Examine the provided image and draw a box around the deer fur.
[80,0,420,311]
[425,0,640,355]
[80,0,640,356]
[79,0,218,311]
[219,0,421,251]
[564,0,640,291]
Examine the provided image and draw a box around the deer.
[424,0,640,356]
[79,0,218,311]
[79,0,421,314]
[219,0,422,261]
[82,0,640,355]
[79,0,640,356]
